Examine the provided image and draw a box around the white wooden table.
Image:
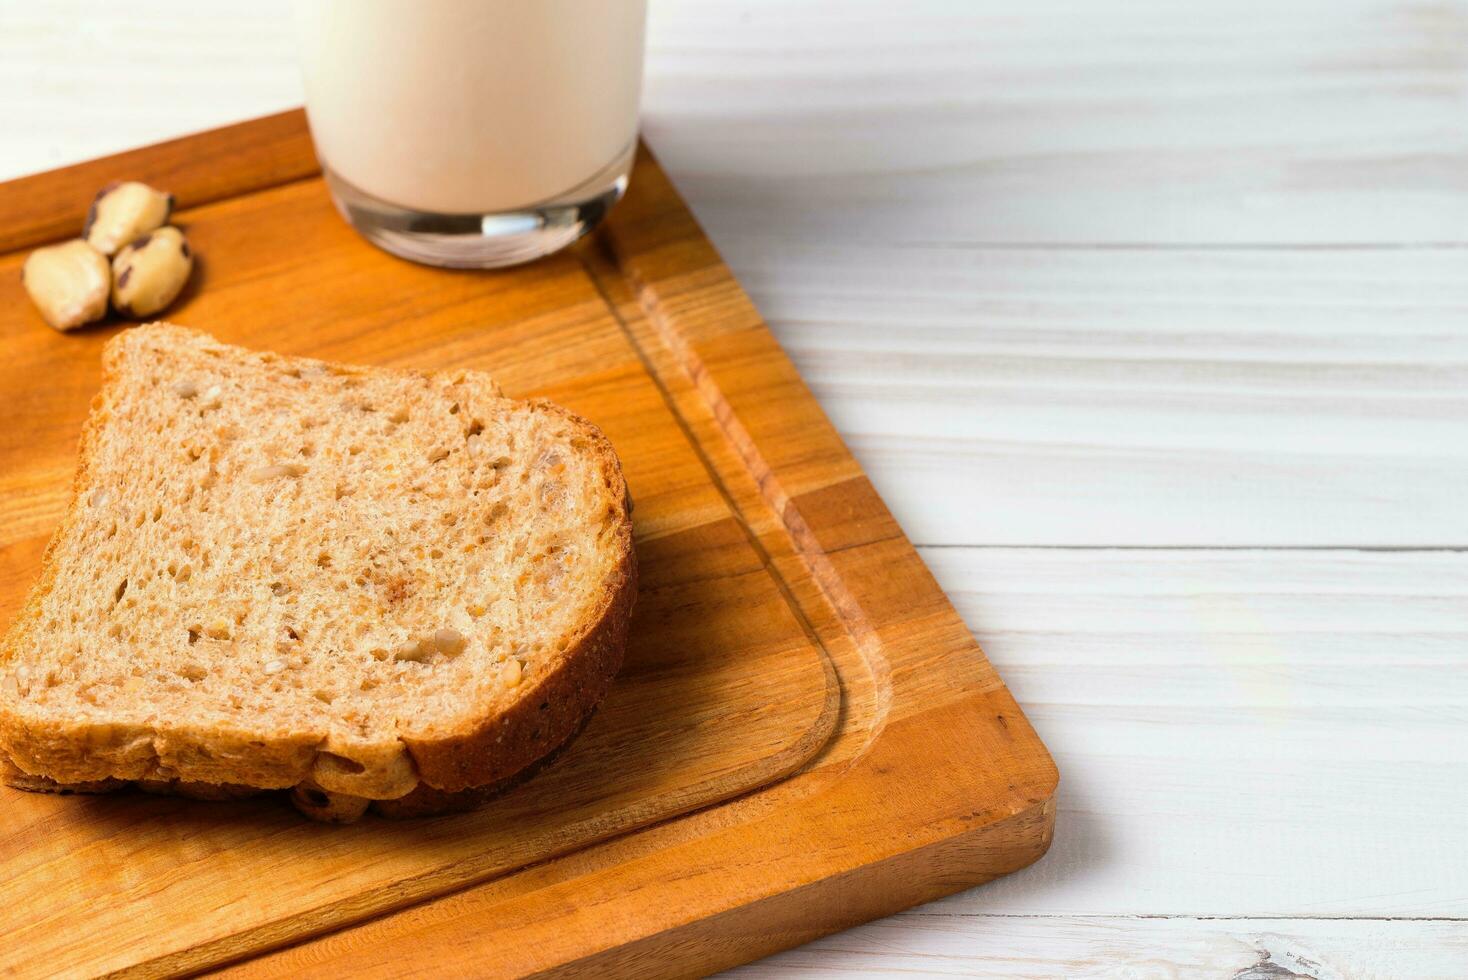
[5,1,1467,976]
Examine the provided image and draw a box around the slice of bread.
[0,323,636,819]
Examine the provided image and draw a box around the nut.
[111,225,193,318]
[84,181,174,256]
[291,780,371,823]
[21,239,110,331]
[312,743,419,799]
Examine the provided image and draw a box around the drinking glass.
[295,0,647,268]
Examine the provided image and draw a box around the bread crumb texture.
[0,323,634,800]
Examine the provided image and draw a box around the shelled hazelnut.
[111,226,193,318]
[85,181,174,256]
[21,239,111,332]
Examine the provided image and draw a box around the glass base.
[321,142,635,269]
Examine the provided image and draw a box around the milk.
[295,0,647,216]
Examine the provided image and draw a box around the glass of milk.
[295,0,647,268]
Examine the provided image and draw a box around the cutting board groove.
[0,112,1056,980]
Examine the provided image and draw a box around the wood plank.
[907,547,1468,918]
[0,2,298,186]
[645,0,1468,246]
[725,914,1468,978]
[727,241,1468,547]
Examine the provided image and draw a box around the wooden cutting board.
[0,112,1057,979]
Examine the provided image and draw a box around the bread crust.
[0,324,637,813]
[3,699,600,819]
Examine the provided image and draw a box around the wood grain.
[0,116,1054,977]
[917,547,1468,919]
[728,240,1468,547]
[0,1,298,188]
[725,914,1468,979]
[644,0,1468,247]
